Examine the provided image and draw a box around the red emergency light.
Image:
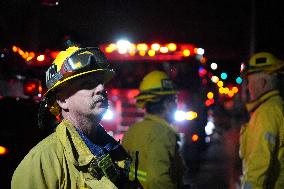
[0,145,8,156]
[100,42,203,62]
[23,80,42,96]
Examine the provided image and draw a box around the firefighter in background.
[239,52,284,189]
[11,46,134,189]
[122,70,186,189]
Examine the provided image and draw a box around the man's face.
[58,73,108,121]
[247,73,264,101]
[165,94,178,123]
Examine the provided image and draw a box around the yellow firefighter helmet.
[44,46,115,115]
[243,52,284,75]
[136,70,177,108]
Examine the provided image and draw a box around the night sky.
[0,0,283,63]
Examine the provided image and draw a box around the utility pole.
[250,0,256,56]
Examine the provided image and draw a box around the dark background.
[1,0,283,63]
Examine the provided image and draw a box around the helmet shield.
[46,47,111,89]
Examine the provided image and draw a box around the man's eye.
[82,80,100,89]
[81,82,92,89]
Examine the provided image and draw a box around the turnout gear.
[240,90,284,189]
[12,119,131,189]
[122,114,185,189]
[14,46,139,189]
[135,71,177,108]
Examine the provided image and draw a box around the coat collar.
[144,113,179,136]
[56,119,96,167]
[246,90,280,113]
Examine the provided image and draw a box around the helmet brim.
[44,68,115,98]
[135,90,177,108]
[135,90,177,100]
[242,62,284,77]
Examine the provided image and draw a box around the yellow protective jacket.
[11,119,119,189]
[240,90,284,189]
[122,114,185,189]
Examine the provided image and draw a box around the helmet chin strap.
[38,98,48,129]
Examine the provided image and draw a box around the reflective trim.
[129,168,147,182]
[264,132,276,145]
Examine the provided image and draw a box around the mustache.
[94,96,107,103]
[90,94,108,108]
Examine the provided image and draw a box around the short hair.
[145,95,175,114]
[256,72,279,90]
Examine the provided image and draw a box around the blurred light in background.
[148,50,155,56]
[207,92,214,99]
[191,134,199,142]
[0,145,8,156]
[236,76,243,84]
[12,45,35,61]
[151,43,160,51]
[200,56,207,64]
[174,110,198,122]
[210,62,218,70]
[105,43,117,53]
[23,80,42,96]
[223,87,229,94]
[41,0,59,6]
[202,78,207,85]
[219,87,225,94]
[217,81,223,88]
[205,136,211,143]
[185,111,198,120]
[167,43,177,51]
[138,51,146,56]
[36,54,45,62]
[175,110,186,121]
[205,121,215,135]
[50,51,59,59]
[205,98,214,107]
[102,109,114,120]
[228,90,235,98]
[137,43,148,51]
[182,49,190,57]
[198,67,207,77]
[196,48,205,55]
[220,72,228,80]
[24,82,37,95]
[240,63,245,73]
[160,46,169,53]
[211,76,219,83]
[116,39,131,54]
[232,87,239,93]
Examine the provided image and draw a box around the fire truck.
[98,41,208,140]
[0,42,211,187]
[1,41,209,135]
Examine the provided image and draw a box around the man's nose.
[94,84,105,95]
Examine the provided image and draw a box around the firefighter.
[122,70,186,189]
[11,46,134,189]
[239,52,284,189]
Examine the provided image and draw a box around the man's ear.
[261,77,267,89]
[163,98,172,109]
